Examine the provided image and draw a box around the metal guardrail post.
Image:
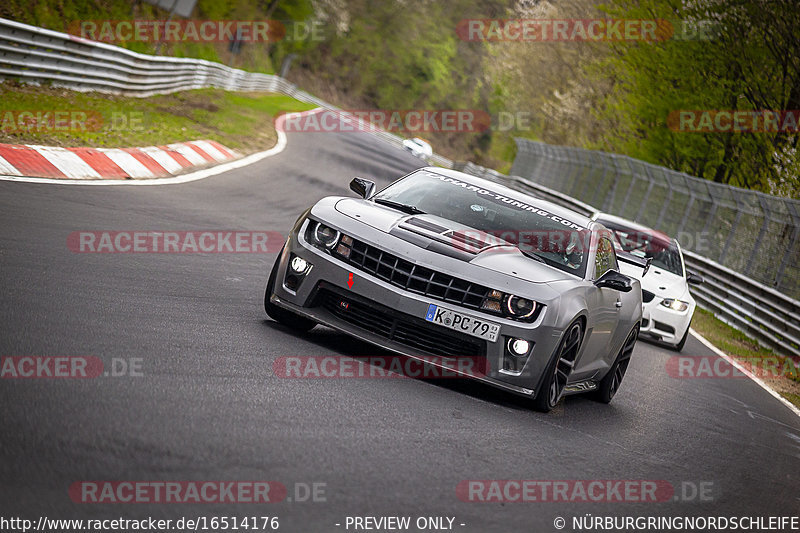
[633,163,656,221]
[700,182,720,248]
[718,193,745,265]
[654,168,675,229]
[676,174,697,236]
[746,195,773,277]
[593,155,611,210]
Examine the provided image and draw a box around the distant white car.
[592,213,703,351]
[402,137,433,160]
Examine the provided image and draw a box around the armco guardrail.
[511,138,800,301]
[682,250,800,361]
[455,161,800,361]
[0,17,452,168]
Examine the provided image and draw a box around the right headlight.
[660,298,689,312]
[310,221,340,250]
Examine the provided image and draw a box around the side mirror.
[687,271,704,285]
[595,270,633,292]
[350,177,376,199]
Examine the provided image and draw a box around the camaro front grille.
[335,237,490,310]
[642,290,655,303]
[317,287,486,359]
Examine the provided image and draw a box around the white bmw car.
[592,213,703,351]
[402,137,433,160]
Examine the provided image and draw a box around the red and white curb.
[0,110,326,186]
[0,140,238,180]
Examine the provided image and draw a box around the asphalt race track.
[1,125,799,532]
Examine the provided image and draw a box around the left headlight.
[505,295,537,319]
[480,290,541,322]
[660,298,689,312]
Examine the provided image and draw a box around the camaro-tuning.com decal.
[423,171,585,231]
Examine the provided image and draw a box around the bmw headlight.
[660,298,689,312]
[311,222,340,249]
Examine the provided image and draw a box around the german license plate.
[424,304,500,342]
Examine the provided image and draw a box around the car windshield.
[597,218,684,276]
[374,170,591,277]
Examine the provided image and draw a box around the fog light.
[508,338,531,356]
[285,275,300,290]
[503,337,534,374]
[290,256,310,274]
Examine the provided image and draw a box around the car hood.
[619,262,688,299]
[334,198,575,284]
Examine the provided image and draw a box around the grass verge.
[0,82,316,153]
[691,307,800,409]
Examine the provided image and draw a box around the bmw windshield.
[374,170,592,277]
[598,219,684,276]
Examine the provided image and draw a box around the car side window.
[595,237,618,279]
[607,239,619,272]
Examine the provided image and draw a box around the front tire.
[264,248,316,333]
[533,321,583,413]
[593,324,639,404]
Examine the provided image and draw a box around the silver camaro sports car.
[265,168,644,412]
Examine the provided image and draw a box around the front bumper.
[270,226,567,398]
[640,297,693,345]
